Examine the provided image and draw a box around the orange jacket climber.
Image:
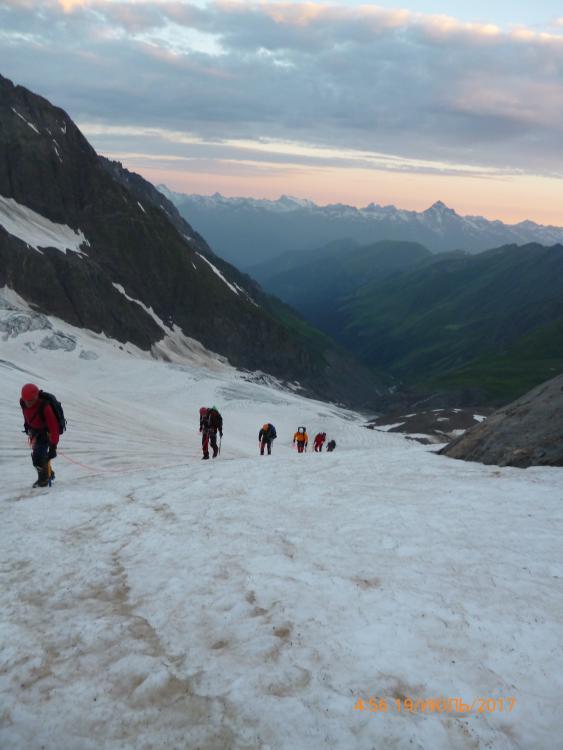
[293,427,308,453]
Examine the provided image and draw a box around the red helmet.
[21,383,39,402]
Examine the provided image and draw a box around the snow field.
[1,310,562,750]
[0,194,88,255]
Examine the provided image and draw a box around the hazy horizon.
[2,0,563,226]
[145,180,561,228]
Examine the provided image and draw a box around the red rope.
[58,450,199,476]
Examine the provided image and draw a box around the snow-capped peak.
[157,189,563,254]
[156,184,185,206]
[424,200,457,215]
[278,194,316,209]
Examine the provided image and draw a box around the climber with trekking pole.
[200,405,223,459]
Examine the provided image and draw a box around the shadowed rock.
[439,374,563,467]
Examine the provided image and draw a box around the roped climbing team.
[18,382,338,488]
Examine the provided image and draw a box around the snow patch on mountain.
[151,325,231,372]
[0,195,89,256]
[107,284,231,370]
[52,139,63,163]
[195,252,240,296]
[11,106,40,134]
[233,281,260,308]
[0,285,35,312]
[112,283,172,332]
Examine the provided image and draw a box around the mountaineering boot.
[32,473,49,489]
[33,462,50,488]
[202,454,209,460]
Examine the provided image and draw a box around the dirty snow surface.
[1,305,562,750]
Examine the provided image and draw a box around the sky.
[1,0,563,224]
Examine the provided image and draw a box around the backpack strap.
[22,398,48,434]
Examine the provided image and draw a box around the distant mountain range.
[158,187,563,269]
[343,242,563,404]
[0,74,381,408]
[253,235,563,405]
[251,239,432,335]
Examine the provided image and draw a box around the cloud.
[58,0,89,11]
[1,0,563,182]
[80,121,514,179]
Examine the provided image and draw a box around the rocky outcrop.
[368,407,493,444]
[439,374,563,467]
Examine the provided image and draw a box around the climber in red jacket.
[313,432,327,452]
[20,383,59,487]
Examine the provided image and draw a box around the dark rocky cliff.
[0,74,381,407]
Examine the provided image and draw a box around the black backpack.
[207,408,222,430]
[39,391,67,434]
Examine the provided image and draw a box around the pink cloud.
[220,2,412,31]
[58,0,89,11]
[263,2,326,27]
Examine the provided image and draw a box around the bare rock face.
[439,374,563,467]
[368,407,493,444]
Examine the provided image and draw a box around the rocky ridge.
[439,374,563,467]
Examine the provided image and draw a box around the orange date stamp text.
[354,696,517,715]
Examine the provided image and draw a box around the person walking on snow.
[258,423,277,455]
[293,427,308,453]
[20,383,59,487]
[200,405,223,459]
[326,439,336,452]
[313,432,327,452]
